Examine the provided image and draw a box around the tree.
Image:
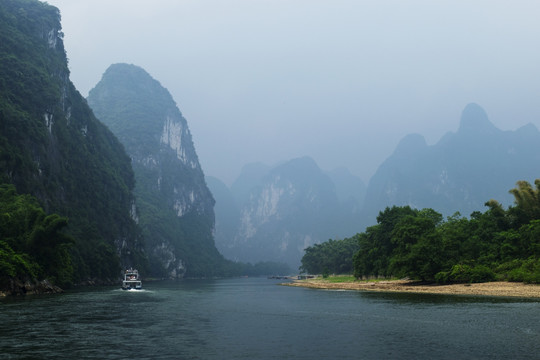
[508,180,540,226]
[300,236,360,274]
[389,210,442,280]
[0,184,74,285]
[353,206,417,278]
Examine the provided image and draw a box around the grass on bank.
[323,275,356,283]
[300,275,400,283]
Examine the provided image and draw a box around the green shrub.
[322,267,330,278]
[434,271,450,284]
[507,258,540,284]
[469,265,496,283]
[448,264,473,283]
[0,241,40,279]
[443,264,496,283]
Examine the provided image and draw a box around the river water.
[1,277,539,359]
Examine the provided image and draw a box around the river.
[1,277,539,359]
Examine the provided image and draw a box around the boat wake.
[124,288,150,293]
[112,288,153,294]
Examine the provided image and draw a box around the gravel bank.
[283,279,540,298]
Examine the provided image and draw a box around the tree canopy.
[301,180,540,284]
[0,184,73,287]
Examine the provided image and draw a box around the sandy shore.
[282,279,540,299]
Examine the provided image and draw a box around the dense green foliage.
[301,180,540,284]
[300,237,360,275]
[0,184,73,287]
[0,0,146,286]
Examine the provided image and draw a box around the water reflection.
[357,289,539,305]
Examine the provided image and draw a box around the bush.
[434,271,450,284]
[436,264,496,284]
[0,241,41,280]
[468,265,496,283]
[448,264,473,283]
[507,258,540,284]
[322,267,330,278]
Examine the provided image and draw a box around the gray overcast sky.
[47,0,540,185]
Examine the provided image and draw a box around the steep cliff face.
[212,157,363,268]
[0,0,144,281]
[88,64,221,278]
[205,176,241,258]
[362,103,540,226]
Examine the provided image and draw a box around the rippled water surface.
[1,278,539,359]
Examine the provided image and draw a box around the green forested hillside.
[0,0,145,287]
[301,180,540,283]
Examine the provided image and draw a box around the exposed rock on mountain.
[210,157,364,268]
[0,0,144,283]
[362,103,540,226]
[87,64,222,278]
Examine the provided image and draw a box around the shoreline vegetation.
[282,277,540,299]
[300,182,540,288]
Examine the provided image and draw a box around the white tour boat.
[122,268,142,290]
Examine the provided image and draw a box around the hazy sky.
[47,0,540,185]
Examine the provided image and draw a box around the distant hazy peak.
[238,162,271,178]
[516,122,539,134]
[99,63,152,87]
[106,63,147,76]
[458,103,497,135]
[393,133,427,155]
[268,156,325,180]
[91,63,175,107]
[275,156,318,170]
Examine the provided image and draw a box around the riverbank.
[0,277,123,297]
[282,279,540,298]
[0,278,63,297]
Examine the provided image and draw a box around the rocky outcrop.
[0,278,63,297]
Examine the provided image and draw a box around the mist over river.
[1,277,539,359]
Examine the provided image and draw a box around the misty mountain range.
[362,103,540,224]
[209,103,540,268]
[208,157,365,267]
